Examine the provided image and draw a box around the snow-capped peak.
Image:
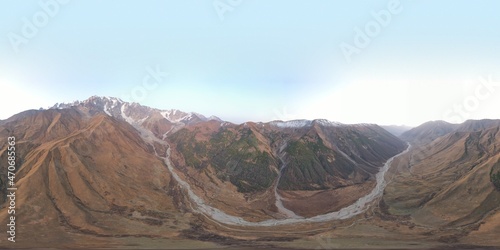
[160,110,220,124]
[313,119,344,127]
[270,120,312,128]
[208,115,223,122]
[160,109,190,123]
[269,119,346,128]
[48,96,223,127]
[49,96,125,110]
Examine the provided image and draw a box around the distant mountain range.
[380,124,413,137]
[1,96,499,249]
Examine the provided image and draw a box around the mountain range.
[1,96,499,249]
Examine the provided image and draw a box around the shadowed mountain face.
[168,120,406,193]
[277,122,406,190]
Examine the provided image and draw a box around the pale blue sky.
[1,0,500,126]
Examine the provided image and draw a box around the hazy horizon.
[1,0,500,126]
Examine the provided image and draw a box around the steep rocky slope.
[0,109,191,245]
[383,120,500,245]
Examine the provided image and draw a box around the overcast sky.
[1,0,500,126]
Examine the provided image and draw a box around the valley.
[0,96,499,249]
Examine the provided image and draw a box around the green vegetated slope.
[491,160,500,190]
[170,121,407,193]
[279,137,358,190]
[279,124,406,190]
[169,125,278,193]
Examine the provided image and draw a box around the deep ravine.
[274,142,303,218]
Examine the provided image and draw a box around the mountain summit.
[50,95,222,125]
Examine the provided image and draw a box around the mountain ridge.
[1,95,408,221]
[2,95,500,248]
[44,96,411,129]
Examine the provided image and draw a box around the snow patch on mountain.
[270,119,347,128]
[49,96,223,126]
[120,104,135,124]
[160,110,189,123]
[103,103,112,116]
[270,120,312,128]
[314,119,344,127]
